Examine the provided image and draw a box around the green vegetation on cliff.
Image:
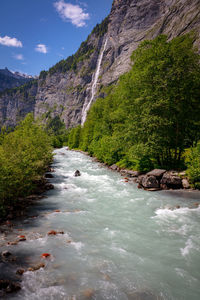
[0,114,53,217]
[68,34,200,178]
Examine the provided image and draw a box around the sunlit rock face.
[0,0,200,128]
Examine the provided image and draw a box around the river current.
[4,148,200,299]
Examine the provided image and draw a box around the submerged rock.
[27,263,45,272]
[45,173,54,179]
[1,251,12,258]
[0,280,21,294]
[41,253,51,258]
[16,269,25,275]
[74,170,81,177]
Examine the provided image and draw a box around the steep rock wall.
[0,0,199,128]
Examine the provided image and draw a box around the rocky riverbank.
[110,166,191,191]
[71,149,194,192]
[0,168,55,297]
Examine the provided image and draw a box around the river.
[3,148,200,300]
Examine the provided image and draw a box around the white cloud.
[14,54,24,60]
[54,0,89,27]
[35,44,48,54]
[0,35,22,47]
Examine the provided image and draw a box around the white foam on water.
[21,269,67,300]
[111,245,127,255]
[180,238,197,257]
[153,205,200,221]
[71,241,84,251]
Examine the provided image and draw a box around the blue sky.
[0,0,113,76]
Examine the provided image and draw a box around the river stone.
[74,170,81,177]
[182,178,190,189]
[45,173,54,178]
[160,172,182,189]
[142,175,160,189]
[110,164,119,171]
[1,251,12,258]
[136,175,145,184]
[146,169,166,178]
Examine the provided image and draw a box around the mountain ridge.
[0,67,34,93]
[0,0,199,128]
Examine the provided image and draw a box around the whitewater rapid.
[4,148,200,300]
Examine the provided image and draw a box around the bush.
[185,142,200,185]
[0,114,53,217]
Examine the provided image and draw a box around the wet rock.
[45,183,54,190]
[0,280,21,294]
[7,214,14,220]
[48,230,57,235]
[182,178,190,189]
[74,170,81,177]
[27,263,45,272]
[146,169,166,178]
[7,241,18,246]
[16,268,25,275]
[1,250,12,258]
[142,175,159,189]
[48,230,64,235]
[82,288,94,299]
[41,253,51,258]
[161,172,183,189]
[127,290,162,300]
[18,235,26,241]
[110,164,119,171]
[136,175,145,185]
[45,173,54,179]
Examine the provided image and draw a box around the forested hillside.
[68,34,200,187]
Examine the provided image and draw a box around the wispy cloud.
[0,35,22,47]
[35,44,48,54]
[54,0,90,27]
[13,54,24,60]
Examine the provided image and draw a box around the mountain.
[0,68,34,93]
[0,0,200,128]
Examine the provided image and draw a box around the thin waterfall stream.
[81,37,108,126]
[1,148,200,300]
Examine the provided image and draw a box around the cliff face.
[0,68,33,93]
[0,0,200,128]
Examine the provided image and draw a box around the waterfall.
[81,37,108,126]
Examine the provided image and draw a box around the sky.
[0,0,113,76]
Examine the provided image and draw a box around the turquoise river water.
[2,148,200,300]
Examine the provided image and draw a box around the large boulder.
[146,169,166,178]
[136,175,146,185]
[120,169,142,177]
[142,175,160,189]
[160,172,182,189]
[182,178,190,189]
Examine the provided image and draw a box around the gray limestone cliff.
[0,0,200,128]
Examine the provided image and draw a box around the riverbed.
[1,148,200,299]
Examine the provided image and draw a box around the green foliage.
[91,17,109,37]
[68,126,81,149]
[0,79,38,97]
[68,34,200,173]
[185,142,200,187]
[0,114,53,217]
[48,41,94,75]
[45,115,69,148]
